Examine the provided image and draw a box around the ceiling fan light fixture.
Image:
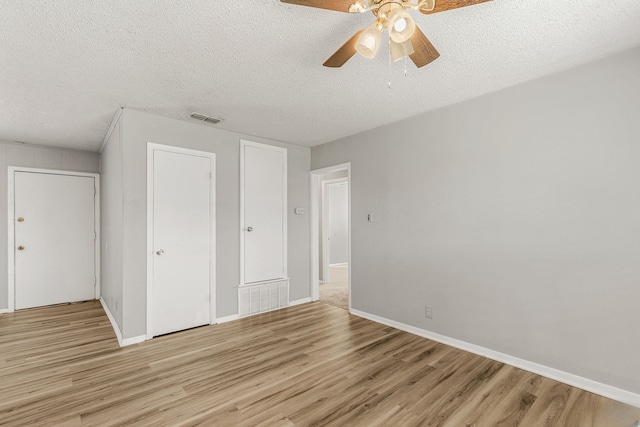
[356,23,382,59]
[282,0,492,70]
[390,39,415,62]
[388,8,416,43]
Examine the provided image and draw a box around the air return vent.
[190,112,222,124]
[238,279,289,317]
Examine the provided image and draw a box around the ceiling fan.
[281,0,492,68]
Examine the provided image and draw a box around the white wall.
[311,47,640,394]
[115,109,310,339]
[99,115,124,331]
[0,141,99,311]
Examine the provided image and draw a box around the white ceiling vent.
[190,112,222,124]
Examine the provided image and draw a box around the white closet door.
[242,143,286,284]
[151,149,213,337]
[14,172,96,310]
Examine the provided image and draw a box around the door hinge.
[94,231,97,240]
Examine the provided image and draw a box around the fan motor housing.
[370,0,406,18]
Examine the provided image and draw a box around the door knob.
[17,217,24,222]
[156,249,164,255]
[246,226,253,232]
[17,245,25,251]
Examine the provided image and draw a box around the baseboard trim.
[0,308,9,314]
[100,298,147,347]
[289,297,312,306]
[100,297,124,346]
[350,308,640,408]
[121,335,146,346]
[216,314,240,324]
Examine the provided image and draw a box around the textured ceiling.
[1,0,640,151]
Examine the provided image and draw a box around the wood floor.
[0,301,638,426]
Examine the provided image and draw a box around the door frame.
[146,143,216,340]
[239,139,288,287]
[310,163,351,310]
[322,178,348,283]
[7,167,101,313]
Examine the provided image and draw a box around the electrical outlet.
[425,305,433,319]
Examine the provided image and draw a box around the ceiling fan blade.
[323,29,365,68]
[280,0,355,13]
[408,26,440,68]
[420,0,492,15]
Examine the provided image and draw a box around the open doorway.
[310,164,350,311]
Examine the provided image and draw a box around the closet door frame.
[239,139,287,287]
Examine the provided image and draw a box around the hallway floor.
[319,264,348,310]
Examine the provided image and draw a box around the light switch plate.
[425,306,433,319]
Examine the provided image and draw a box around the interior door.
[327,181,349,265]
[14,171,96,310]
[152,148,213,337]
[243,144,286,284]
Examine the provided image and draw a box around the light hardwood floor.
[0,301,638,426]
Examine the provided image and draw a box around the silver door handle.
[156,249,164,255]
[246,226,253,232]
